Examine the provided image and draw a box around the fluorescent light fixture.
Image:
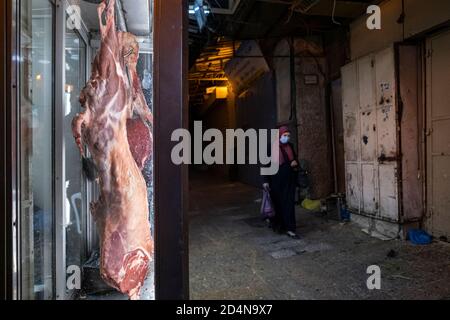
[188,4,210,16]
[206,86,228,99]
[189,0,210,31]
[193,0,207,31]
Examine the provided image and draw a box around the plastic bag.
[408,229,432,245]
[301,198,321,211]
[260,189,275,219]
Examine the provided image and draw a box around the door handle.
[70,193,83,235]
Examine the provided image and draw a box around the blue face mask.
[280,136,290,144]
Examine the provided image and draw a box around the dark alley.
[189,171,450,300]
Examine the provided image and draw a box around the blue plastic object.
[340,207,350,221]
[408,229,432,245]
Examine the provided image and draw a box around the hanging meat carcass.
[72,0,153,300]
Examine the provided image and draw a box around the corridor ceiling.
[189,0,383,62]
[188,0,383,108]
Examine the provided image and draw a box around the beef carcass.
[72,0,153,300]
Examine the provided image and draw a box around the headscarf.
[279,126,290,136]
[272,126,295,165]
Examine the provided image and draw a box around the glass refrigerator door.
[64,24,88,296]
[19,0,55,300]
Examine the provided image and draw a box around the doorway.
[425,30,450,239]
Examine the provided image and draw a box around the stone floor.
[189,172,450,300]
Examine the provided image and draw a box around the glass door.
[18,0,55,300]
[18,0,90,300]
[52,1,92,300]
[63,21,88,296]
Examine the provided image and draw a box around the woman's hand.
[290,160,298,168]
[263,183,270,191]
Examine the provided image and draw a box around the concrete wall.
[324,29,350,80]
[273,37,333,199]
[235,72,277,188]
[296,55,333,199]
[273,39,292,124]
[350,0,450,60]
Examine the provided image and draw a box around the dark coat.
[262,143,298,232]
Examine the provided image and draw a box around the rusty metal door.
[342,61,361,212]
[359,53,378,215]
[426,30,450,238]
[342,47,399,221]
[375,47,398,221]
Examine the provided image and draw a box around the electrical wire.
[332,0,341,25]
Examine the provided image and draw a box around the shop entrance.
[0,0,180,300]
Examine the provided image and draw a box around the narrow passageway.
[189,171,450,300]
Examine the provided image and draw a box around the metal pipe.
[81,0,127,31]
[115,0,128,32]
[328,82,338,194]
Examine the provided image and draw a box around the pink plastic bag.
[261,189,275,219]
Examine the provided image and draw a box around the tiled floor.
[189,172,450,300]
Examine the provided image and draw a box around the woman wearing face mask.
[262,126,300,239]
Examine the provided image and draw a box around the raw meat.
[72,0,153,300]
[127,118,152,170]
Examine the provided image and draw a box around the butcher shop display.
[72,0,153,300]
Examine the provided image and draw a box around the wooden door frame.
[153,0,190,300]
[1,0,18,301]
